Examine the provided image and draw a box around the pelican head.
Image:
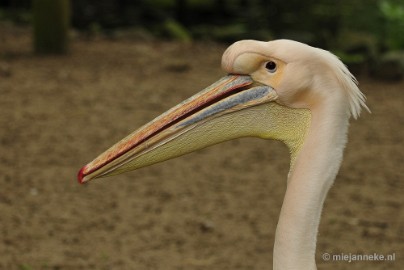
[222,40,367,118]
[78,39,369,270]
[78,39,367,184]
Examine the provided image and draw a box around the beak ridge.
[78,75,277,183]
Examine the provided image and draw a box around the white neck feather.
[273,91,350,270]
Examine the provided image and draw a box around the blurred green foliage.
[1,0,403,78]
[0,0,403,51]
[380,0,404,49]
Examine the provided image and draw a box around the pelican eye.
[265,61,277,73]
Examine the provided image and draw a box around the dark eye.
[265,61,277,73]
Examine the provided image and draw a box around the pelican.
[78,39,368,269]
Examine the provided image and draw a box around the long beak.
[78,75,278,184]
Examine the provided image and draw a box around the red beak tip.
[77,167,86,184]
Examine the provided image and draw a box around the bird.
[78,39,369,270]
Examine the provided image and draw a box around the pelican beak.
[78,75,279,184]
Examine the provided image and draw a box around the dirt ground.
[0,24,403,270]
